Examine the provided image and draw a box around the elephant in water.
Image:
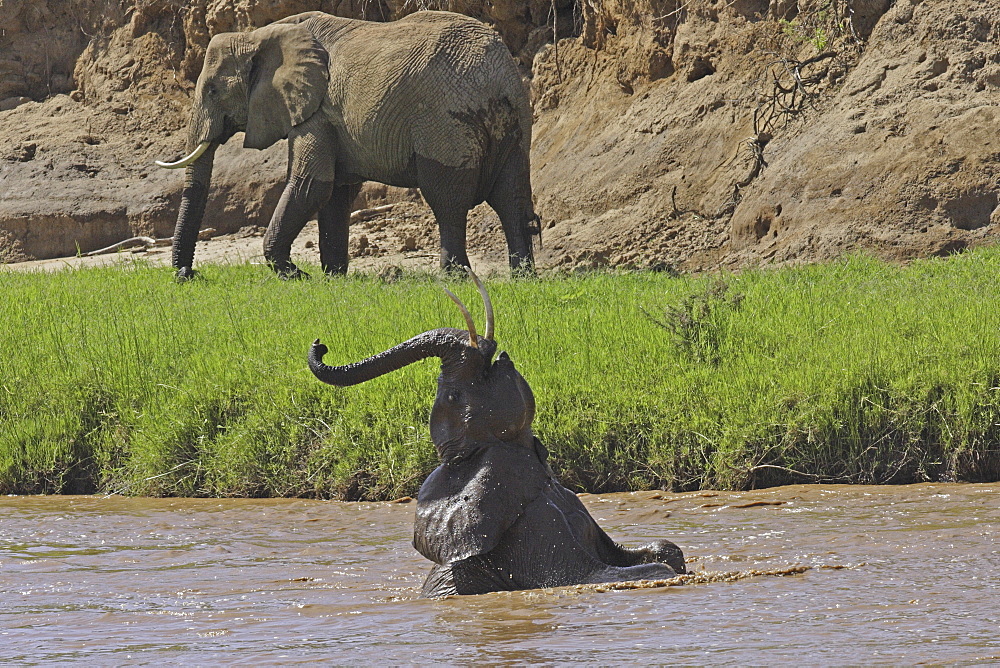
[157,11,539,280]
[308,272,686,597]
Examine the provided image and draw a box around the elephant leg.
[435,208,471,274]
[170,144,218,281]
[417,156,476,272]
[582,493,686,573]
[420,564,458,598]
[594,538,687,575]
[548,482,687,576]
[262,173,335,278]
[317,182,362,275]
[486,147,537,274]
[421,557,519,598]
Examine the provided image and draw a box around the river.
[1,483,997,664]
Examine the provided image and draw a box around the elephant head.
[308,271,537,462]
[156,18,329,279]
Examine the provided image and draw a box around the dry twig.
[753,51,836,137]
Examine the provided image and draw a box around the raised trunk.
[171,143,218,277]
[309,328,474,387]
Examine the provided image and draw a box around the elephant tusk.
[443,287,478,348]
[155,141,211,169]
[466,267,494,341]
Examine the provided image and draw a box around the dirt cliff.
[1,0,997,270]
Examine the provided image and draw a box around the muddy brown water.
[2,483,998,664]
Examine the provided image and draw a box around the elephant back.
[304,11,530,176]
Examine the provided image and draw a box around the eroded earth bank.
[1,0,998,270]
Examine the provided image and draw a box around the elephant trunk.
[309,328,477,387]
[170,143,218,278]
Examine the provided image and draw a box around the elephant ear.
[414,445,550,565]
[244,22,328,150]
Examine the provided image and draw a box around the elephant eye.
[447,391,460,403]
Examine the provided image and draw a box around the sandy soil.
[1,0,997,274]
[6,200,517,276]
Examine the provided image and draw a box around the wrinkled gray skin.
[165,11,538,280]
[308,322,686,597]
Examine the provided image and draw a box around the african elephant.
[156,11,539,280]
[307,272,686,597]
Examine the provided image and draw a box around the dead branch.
[84,227,219,257]
[551,0,562,83]
[753,51,836,137]
[83,236,171,256]
[717,132,772,217]
[350,203,396,223]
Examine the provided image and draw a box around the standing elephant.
[307,272,686,597]
[156,11,539,280]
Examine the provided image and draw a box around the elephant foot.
[174,266,198,282]
[615,540,686,574]
[271,261,310,280]
[644,540,686,575]
[509,261,537,280]
[323,265,348,277]
[442,263,471,278]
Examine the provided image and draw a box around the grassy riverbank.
[2,248,999,498]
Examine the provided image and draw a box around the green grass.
[2,248,999,498]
